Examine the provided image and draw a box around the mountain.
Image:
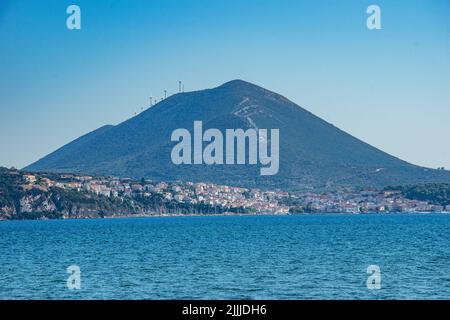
[25,80,450,191]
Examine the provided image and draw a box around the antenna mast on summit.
[164,90,167,99]
[149,96,153,106]
[179,81,182,93]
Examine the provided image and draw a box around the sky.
[0,0,449,169]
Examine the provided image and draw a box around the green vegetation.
[0,167,25,208]
[386,183,450,206]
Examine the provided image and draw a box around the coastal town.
[11,169,450,216]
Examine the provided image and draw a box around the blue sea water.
[0,214,449,300]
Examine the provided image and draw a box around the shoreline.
[1,211,449,222]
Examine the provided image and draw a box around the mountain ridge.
[25,79,450,191]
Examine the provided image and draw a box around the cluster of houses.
[21,173,291,214]
[21,173,449,214]
[290,190,450,213]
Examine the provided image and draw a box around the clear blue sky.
[1,0,449,169]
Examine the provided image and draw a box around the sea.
[0,214,449,299]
